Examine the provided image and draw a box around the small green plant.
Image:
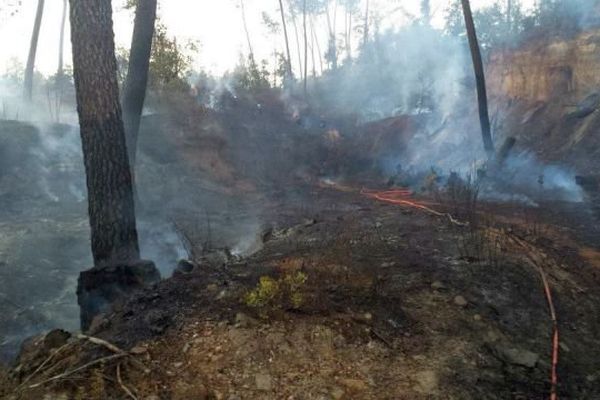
[283,271,308,309]
[245,271,308,312]
[245,276,281,308]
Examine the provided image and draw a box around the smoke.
[310,24,467,123]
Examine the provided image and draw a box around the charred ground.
[1,84,600,399]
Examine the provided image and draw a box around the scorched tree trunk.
[122,0,157,168]
[69,0,140,266]
[461,0,495,156]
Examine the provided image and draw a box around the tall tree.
[421,0,431,26]
[325,0,338,69]
[239,0,257,70]
[506,0,512,33]
[288,0,304,77]
[461,0,495,156]
[69,0,158,330]
[303,0,308,95]
[363,0,369,46]
[69,0,141,266]
[57,0,67,79]
[289,1,304,77]
[311,16,324,74]
[278,0,294,79]
[23,0,45,101]
[122,0,158,168]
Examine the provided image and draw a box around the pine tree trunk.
[289,1,304,76]
[69,0,141,266]
[303,0,308,95]
[278,0,293,79]
[57,0,67,79]
[461,0,495,156]
[69,0,159,330]
[325,3,338,69]
[363,0,369,47]
[421,0,431,26]
[122,0,157,168]
[311,16,324,74]
[507,0,512,33]
[240,0,256,70]
[346,10,352,60]
[23,0,45,101]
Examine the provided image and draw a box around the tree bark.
[303,0,308,96]
[69,0,141,266]
[57,0,67,79]
[311,16,324,74]
[122,0,157,168]
[421,0,431,26]
[239,0,257,70]
[363,0,369,47]
[325,2,338,69]
[289,2,303,77]
[23,0,45,101]
[346,9,352,60]
[461,0,495,156]
[278,0,293,80]
[70,0,160,330]
[507,0,512,33]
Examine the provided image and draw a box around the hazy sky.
[0,0,535,77]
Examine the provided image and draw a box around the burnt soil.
[4,185,600,400]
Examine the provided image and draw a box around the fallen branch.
[28,353,127,389]
[18,341,73,389]
[77,334,124,354]
[117,362,138,400]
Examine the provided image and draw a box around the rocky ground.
[2,185,600,400]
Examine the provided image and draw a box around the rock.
[182,342,191,353]
[172,382,209,400]
[339,378,367,391]
[490,342,539,368]
[205,283,218,293]
[333,334,347,349]
[130,345,148,355]
[431,281,446,290]
[173,259,197,276]
[330,386,345,399]
[255,373,273,391]
[235,312,259,328]
[144,310,173,334]
[414,370,439,394]
[453,295,468,307]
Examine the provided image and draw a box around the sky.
[0,0,535,78]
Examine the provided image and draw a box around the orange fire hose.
[362,187,560,400]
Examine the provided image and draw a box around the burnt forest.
[1,0,600,399]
